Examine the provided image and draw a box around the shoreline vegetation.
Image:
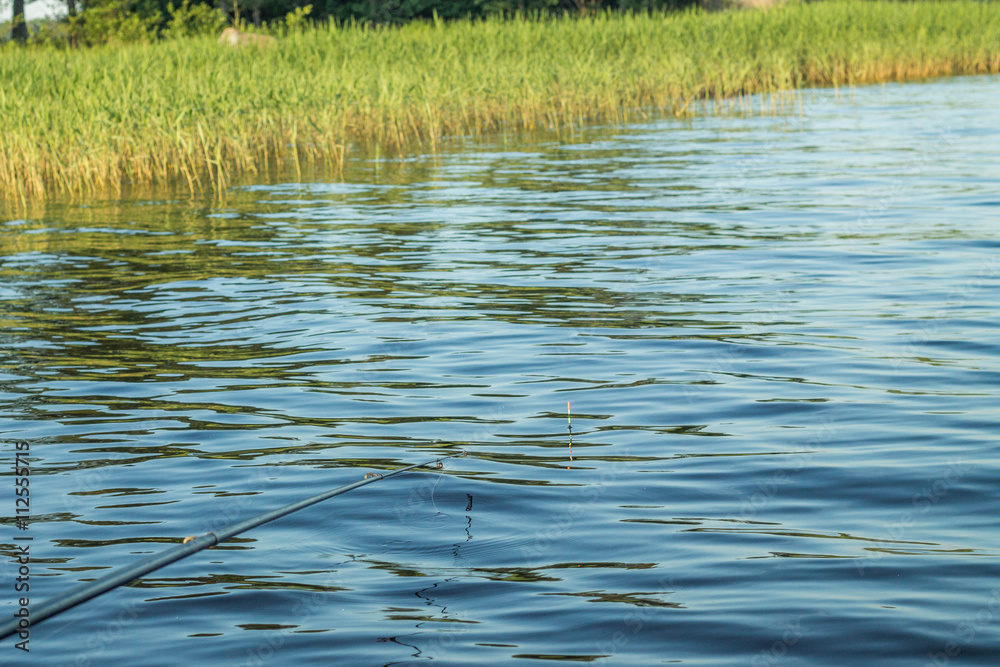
[3,1,1000,204]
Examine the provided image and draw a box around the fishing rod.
[1,451,466,641]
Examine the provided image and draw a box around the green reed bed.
[3,1,1000,202]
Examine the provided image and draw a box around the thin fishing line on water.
[568,400,573,468]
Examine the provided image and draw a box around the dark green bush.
[7,0,698,47]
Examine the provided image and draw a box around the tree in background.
[218,0,299,28]
[11,0,29,41]
[5,0,697,46]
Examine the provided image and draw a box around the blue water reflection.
[1,74,999,665]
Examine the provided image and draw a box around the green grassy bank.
[3,1,1000,203]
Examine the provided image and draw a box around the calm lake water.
[2,74,999,666]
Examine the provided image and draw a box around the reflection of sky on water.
[1,74,999,665]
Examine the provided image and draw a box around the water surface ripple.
[2,75,999,665]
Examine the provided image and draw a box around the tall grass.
[3,1,1000,202]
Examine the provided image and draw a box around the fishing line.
[568,400,573,466]
[0,451,466,641]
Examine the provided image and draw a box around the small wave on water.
[2,74,999,665]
